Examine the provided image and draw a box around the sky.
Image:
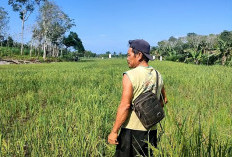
[0,0,232,54]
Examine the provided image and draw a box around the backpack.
[132,70,165,130]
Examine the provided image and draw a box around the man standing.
[108,39,168,156]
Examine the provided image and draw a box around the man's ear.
[138,52,143,61]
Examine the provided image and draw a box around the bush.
[166,55,180,62]
[184,57,194,64]
[200,54,219,65]
[225,56,232,66]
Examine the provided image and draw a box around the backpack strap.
[155,70,159,97]
[155,70,165,138]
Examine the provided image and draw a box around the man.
[108,39,168,157]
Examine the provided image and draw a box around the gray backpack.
[132,70,165,130]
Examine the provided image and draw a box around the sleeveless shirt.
[122,66,164,131]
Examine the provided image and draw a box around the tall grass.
[0,59,231,156]
[0,46,39,61]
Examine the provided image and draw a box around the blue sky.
[1,0,232,54]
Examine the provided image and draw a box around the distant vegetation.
[0,0,91,61]
[151,31,232,66]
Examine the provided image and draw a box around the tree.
[206,34,218,50]
[150,46,158,56]
[218,39,227,65]
[84,50,96,58]
[8,0,44,55]
[0,35,4,46]
[31,24,43,56]
[7,36,14,47]
[168,36,177,48]
[33,0,74,60]
[218,31,232,65]
[198,36,207,54]
[157,40,169,56]
[63,32,84,52]
[220,30,232,46]
[0,7,9,42]
[63,32,76,49]
[63,31,85,57]
[106,51,111,54]
[187,32,200,49]
[118,52,122,58]
[155,30,232,65]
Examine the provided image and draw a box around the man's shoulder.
[125,66,141,74]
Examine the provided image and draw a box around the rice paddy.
[0,59,231,156]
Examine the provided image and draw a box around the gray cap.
[129,39,153,61]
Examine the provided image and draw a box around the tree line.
[151,31,232,66]
[0,0,92,61]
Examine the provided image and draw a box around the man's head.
[127,39,153,68]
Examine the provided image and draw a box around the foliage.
[32,0,74,59]
[220,30,232,46]
[0,46,31,57]
[8,0,44,55]
[63,32,85,53]
[0,7,9,38]
[84,50,96,58]
[156,30,232,66]
[1,36,14,47]
[8,0,43,13]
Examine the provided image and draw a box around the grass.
[0,59,231,156]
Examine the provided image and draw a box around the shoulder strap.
[155,70,159,95]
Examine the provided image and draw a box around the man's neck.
[138,61,149,67]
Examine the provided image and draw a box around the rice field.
[0,59,231,156]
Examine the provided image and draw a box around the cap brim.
[143,53,154,61]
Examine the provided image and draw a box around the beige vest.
[122,66,164,131]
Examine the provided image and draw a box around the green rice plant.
[0,59,231,156]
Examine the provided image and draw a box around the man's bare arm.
[108,74,133,145]
[160,86,168,107]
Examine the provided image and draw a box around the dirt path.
[0,61,11,65]
[0,59,41,65]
